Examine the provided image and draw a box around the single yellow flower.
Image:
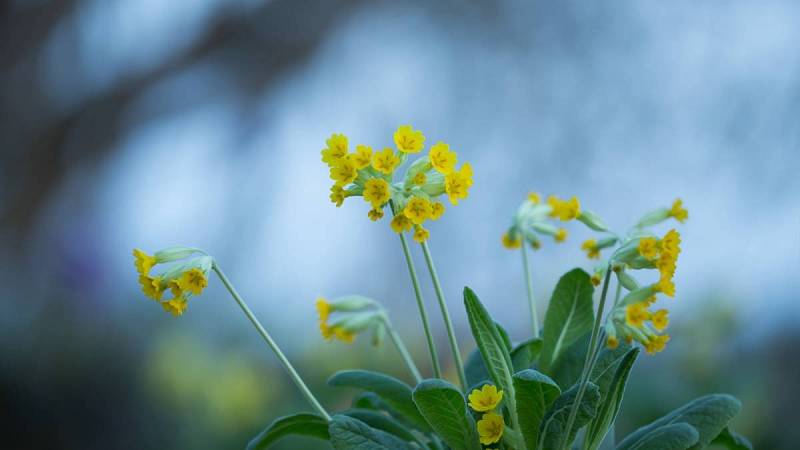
[390,214,413,233]
[349,145,373,169]
[607,335,619,349]
[139,274,164,301]
[444,163,473,205]
[429,202,445,220]
[645,334,670,354]
[581,239,600,259]
[363,178,391,208]
[178,268,208,296]
[133,249,157,275]
[625,302,651,327]
[372,147,401,175]
[368,208,384,221]
[161,297,188,316]
[651,309,669,331]
[528,192,540,204]
[655,277,676,297]
[404,197,433,225]
[669,198,688,223]
[554,228,568,242]
[429,142,457,174]
[413,226,430,243]
[477,412,504,445]
[394,125,425,153]
[661,229,681,255]
[502,232,522,249]
[329,159,357,186]
[413,172,427,186]
[316,297,331,322]
[637,237,660,260]
[330,185,346,207]
[321,133,348,166]
[332,326,356,344]
[468,384,504,412]
[168,278,182,298]
[319,320,333,340]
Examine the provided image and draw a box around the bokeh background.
[2,0,799,449]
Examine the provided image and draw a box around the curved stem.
[521,245,540,337]
[420,241,467,391]
[383,316,423,383]
[212,263,331,421]
[391,201,442,379]
[561,264,613,450]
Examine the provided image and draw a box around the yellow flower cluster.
[316,298,355,343]
[502,192,591,250]
[315,295,387,345]
[321,125,474,243]
[638,229,682,297]
[134,248,210,316]
[468,384,505,445]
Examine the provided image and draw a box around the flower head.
[349,145,373,169]
[390,214,413,233]
[363,178,391,208]
[161,297,188,317]
[638,237,659,260]
[372,147,401,175]
[404,196,433,225]
[413,225,430,243]
[502,232,522,249]
[368,208,384,221]
[581,239,600,259]
[651,309,669,331]
[548,195,581,221]
[394,125,425,153]
[329,159,357,186]
[429,142,457,174]
[669,198,688,223]
[625,302,651,327]
[468,384,504,412]
[429,202,445,220]
[139,274,164,300]
[330,185,346,207]
[445,163,473,205]
[477,412,504,445]
[178,268,208,296]
[316,297,331,323]
[133,249,157,275]
[321,133,348,166]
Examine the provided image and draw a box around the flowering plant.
[132,126,750,450]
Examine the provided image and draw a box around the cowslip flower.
[321,134,348,166]
[363,178,391,208]
[477,412,504,445]
[502,191,597,252]
[412,226,430,243]
[429,142,457,174]
[372,147,401,175]
[394,125,425,153]
[669,198,689,222]
[582,239,600,259]
[349,145,373,169]
[444,163,474,205]
[315,295,386,345]
[548,195,581,221]
[133,247,211,316]
[468,384,504,412]
[404,197,433,225]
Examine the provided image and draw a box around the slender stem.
[420,241,467,390]
[382,316,423,383]
[521,245,540,337]
[391,201,442,379]
[212,263,331,421]
[561,264,613,450]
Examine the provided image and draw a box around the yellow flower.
[590,273,601,286]
[368,208,384,221]
[625,302,651,327]
[394,125,425,153]
[661,229,681,256]
[363,178,391,208]
[607,335,619,349]
[429,142,457,174]
[139,275,164,300]
[404,197,433,225]
[429,202,445,220]
[349,145,373,169]
[330,185,346,207]
[547,195,580,221]
[329,159,357,186]
[168,278,182,298]
[413,226,430,243]
[669,198,688,223]
[444,163,473,205]
[332,326,356,344]
[390,214,413,233]
[637,237,660,260]
[655,277,676,297]
[502,232,522,249]
[468,384,504,412]
[528,192,540,204]
[645,334,670,354]
[477,412,504,445]
[316,297,331,323]
[372,147,401,175]
[413,172,427,186]
[161,297,188,316]
[581,239,600,259]
[554,228,568,242]
[178,268,208,296]
[321,133,348,166]
[133,249,157,275]
[651,309,669,331]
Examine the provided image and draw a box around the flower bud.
[154,247,202,263]
[577,210,610,232]
[330,295,378,313]
[636,208,670,228]
[616,270,640,291]
[619,285,658,307]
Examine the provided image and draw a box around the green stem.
[560,264,613,450]
[382,316,423,383]
[212,263,331,421]
[391,201,442,379]
[420,241,467,390]
[521,245,540,337]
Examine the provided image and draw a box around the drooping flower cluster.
[467,384,505,445]
[133,247,211,316]
[315,295,389,345]
[321,125,474,243]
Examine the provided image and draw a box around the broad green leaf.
[464,348,490,388]
[590,343,634,392]
[412,379,481,450]
[342,409,420,445]
[511,338,543,372]
[463,287,517,422]
[328,370,429,432]
[329,415,414,450]
[550,333,590,388]
[584,348,639,450]
[513,369,561,450]
[624,422,699,450]
[616,395,742,450]
[539,382,601,450]
[710,427,753,450]
[246,413,329,450]
[540,269,595,372]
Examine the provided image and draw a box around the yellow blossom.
[477,412,504,445]
[554,228,568,242]
[638,237,660,260]
[332,326,356,344]
[468,384,504,412]
[363,178,391,208]
[133,249,157,275]
[429,142,457,174]
[413,226,430,243]
[413,172,427,186]
[139,274,165,301]
[607,335,619,349]
[625,302,651,327]
[669,198,688,223]
[316,297,331,323]
[178,268,207,296]
[651,309,669,331]
[348,145,373,169]
[528,192,540,204]
[168,278,182,298]
[404,197,433,225]
[661,229,681,256]
[590,273,601,286]
[319,321,333,340]
[581,239,600,259]
[368,208,384,221]
[321,133,348,166]
[330,185,346,207]
[444,163,473,205]
[655,277,676,297]
[548,195,581,221]
[390,215,413,233]
[645,334,670,354]
[161,297,188,317]
[429,202,445,220]
[502,232,522,249]
[329,159,357,186]
[394,125,425,153]
[372,147,401,175]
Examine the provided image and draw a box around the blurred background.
[1,0,799,449]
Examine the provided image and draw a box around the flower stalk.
[521,245,540,337]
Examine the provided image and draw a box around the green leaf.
[617,394,742,450]
[550,333,590,388]
[539,269,595,372]
[710,427,753,450]
[246,413,329,450]
[511,338,543,372]
[496,322,513,352]
[412,379,482,450]
[624,422,699,450]
[342,409,420,445]
[539,382,601,450]
[464,348,490,388]
[328,370,430,432]
[584,348,639,450]
[463,287,518,422]
[513,369,561,450]
[329,415,414,450]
